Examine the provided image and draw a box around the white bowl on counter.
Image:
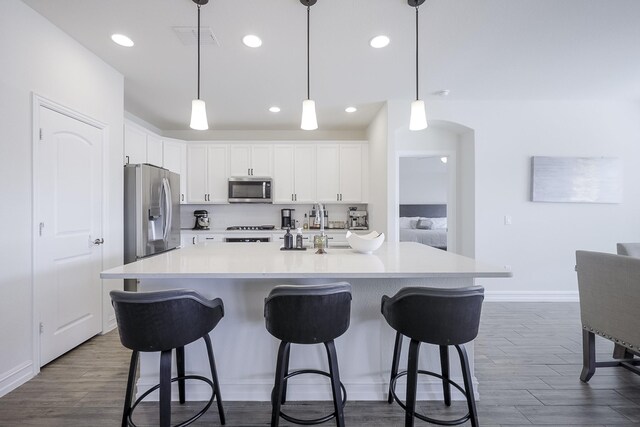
[346,230,385,254]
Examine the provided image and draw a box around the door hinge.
[39,322,44,334]
[39,128,43,140]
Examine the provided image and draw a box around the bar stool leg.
[388,332,403,404]
[325,340,345,427]
[280,343,291,404]
[203,334,226,425]
[271,341,290,427]
[121,351,138,427]
[405,339,420,427]
[439,345,451,406]
[159,349,172,427]
[456,344,479,427]
[176,346,186,404]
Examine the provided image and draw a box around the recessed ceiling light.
[269,106,281,113]
[242,35,262,48]
[369,35,390,49]
[345,107,357,113]
[111,34,134,47]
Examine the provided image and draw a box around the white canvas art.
[531,156,622,203]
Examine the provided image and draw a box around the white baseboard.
[485,291,579,302]
[0,361,34,398]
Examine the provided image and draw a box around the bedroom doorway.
[398,156,451,251]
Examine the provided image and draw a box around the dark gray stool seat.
[111,289,226,427]
[264,283,352,427]
[381,286,484,427]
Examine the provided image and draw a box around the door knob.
[93,238,104,245]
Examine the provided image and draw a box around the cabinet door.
[251,145,273,177]
[124,124,147,165]
[146,134,163,167]
[229,145,251,176]
[273,145,295,203]
[207,145,228,203]
[316,145,340,202]
[339,144,362,202]
[181,232,198,246]
[163,140,187,204]
[294,145,316,203]
[187,145,208,203]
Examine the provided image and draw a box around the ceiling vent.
[172,27,219,46]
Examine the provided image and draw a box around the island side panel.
[136,277,477,401]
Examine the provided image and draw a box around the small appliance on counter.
[281,208,295,229]
[193,210,210,230]
[348,208,368,230]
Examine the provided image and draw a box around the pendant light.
[190,0,209,130]
[409,0,428,131]
[300,0,318,130]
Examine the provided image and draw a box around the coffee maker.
[193,210,210,230]
[348,209,368,230]
[281,208,295,229]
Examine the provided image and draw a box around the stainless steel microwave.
[228,177,273,203]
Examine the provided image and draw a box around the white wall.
[0,0,124,396]
[386,99,640,297]
[366,104,389,235]
[398,157,448,205]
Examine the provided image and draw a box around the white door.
[163,140,187,204]
[229,145,251,176]
[123,123,146,165]
[273,145,295,203]
[294,145,316,203]
[207,145,229,203]
[316,145,340,202]
[339,144,363,202]
[250,145,273,177]
[146,133,163,167]
[36,107,103,366]
[187,145,208,203]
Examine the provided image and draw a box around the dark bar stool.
[381,286,484,427]
[110,289,226,427]
[264,282,352,427]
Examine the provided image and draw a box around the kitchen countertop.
[101,241,512,280]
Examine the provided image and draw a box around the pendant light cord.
[415,5,419,101]
[197,4,201,100]
[307,5,310,101]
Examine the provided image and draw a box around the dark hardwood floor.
[2,302,640,426]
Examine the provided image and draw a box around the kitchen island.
[101,242,511,401]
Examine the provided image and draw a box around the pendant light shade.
[300,0,318,130]
[190,99,209,130]
[301,99,318,130]
[190,0,209,130]
[409,100,428,131]
[408,0,428,131]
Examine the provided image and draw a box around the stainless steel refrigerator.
[124,164,180,289]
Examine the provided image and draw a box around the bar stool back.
[264,282,352,427]
[111,289,226,427]
[381,286,484,427]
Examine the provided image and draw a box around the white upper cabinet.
[316,143,364,203]
[162,139,187,204]
[124,123,147,165]
[273,144,316,204]
[186,144,228,204]
[146,134,163,167]
[229,144,273,177]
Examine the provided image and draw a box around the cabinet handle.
[248,168,250,175]
[340,194,343,201]
[251,168,254,175]
[337,194,339,201]
[125,155,130,165]
[181,194,184,202]
[291,194,294,201]
[295,194,297,201]
[192,237,196,245]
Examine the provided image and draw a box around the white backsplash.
[180,203,367,230]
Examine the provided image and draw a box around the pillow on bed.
[429,217,447,229]
[416,219,433,230]
[399,217,412,229]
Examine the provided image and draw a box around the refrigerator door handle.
[161,177,172,242]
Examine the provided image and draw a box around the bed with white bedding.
[399,204,447,250]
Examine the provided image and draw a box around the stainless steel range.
[224,225,275,243]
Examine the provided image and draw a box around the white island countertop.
[100,242,512,280]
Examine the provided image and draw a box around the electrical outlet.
[504,215,512,225]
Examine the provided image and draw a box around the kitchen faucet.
[313,202,327,254]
